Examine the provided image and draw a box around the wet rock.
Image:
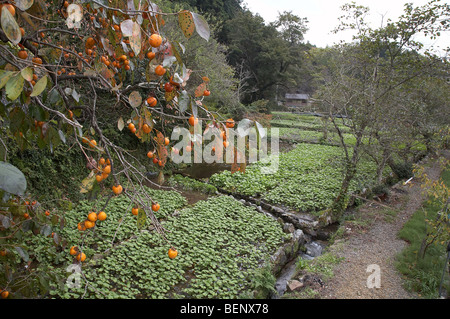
[300,253,314,260]
[272,206,284,214]
[283,223,295,234]
[293,229,306,244]
[271,249,288,269]
[305,242,323,257]
[261,202,272,211]
[315,223,339,240]
[271,230,307,275]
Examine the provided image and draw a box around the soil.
[143,176,209,205]
[316,150,449,299]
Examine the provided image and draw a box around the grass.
[395,167,450,298]
[381,208,398,223]
[276,251,343,299]
[279,252,343,299]
[283,287,319,299]
[296,252,343,281]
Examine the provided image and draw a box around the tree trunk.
[321,116,329,141]
[331,161,357,215]
[376,148,391,184]
[386,155,397,174]
[320,160,358,225]
[374,135,392,184]
[376,161,385,184]
[157,170,165,185]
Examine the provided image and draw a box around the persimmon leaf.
[178,10,194,39]
[1,6,21,44]
[15,0,34,11]
[100,36,114,56]
[30,75,48,97]
[137,208,147,230]
[195,82,207,97]
[5,74,24,101]
[130,21,142,55]
[179,90,190,113]
[118,117,125,131]
[129,91,142,107]
[0,161,27,195]
[120,19,134,37]
[15,247,29,262]
[192,12,210,41]
[0,70,14,89]
[80,171,96,194]
[21,67,33,82]
[165,90,176,103]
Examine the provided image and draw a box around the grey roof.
[285,93,309,100]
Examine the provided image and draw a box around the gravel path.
[318,152,448,299]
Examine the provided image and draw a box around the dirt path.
[318,151,449,299]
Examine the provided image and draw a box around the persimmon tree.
[0,0,259,298]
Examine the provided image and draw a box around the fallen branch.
[351,194,400,212]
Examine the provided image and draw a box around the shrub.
[391,161,413,179]
[371,184,390,197]
[8,141,87,207]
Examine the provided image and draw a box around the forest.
[0,0,449,302]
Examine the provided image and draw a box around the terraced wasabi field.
[17,112,391,299]
[210,143,385,213]
[209,112,389,213]
[268,112,358,146]
[27,191,289,299]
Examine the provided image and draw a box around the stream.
[271,241,324,299]
[236,191,327,299]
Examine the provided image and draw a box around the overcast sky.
[242,0,449,56]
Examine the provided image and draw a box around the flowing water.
[271,241,325,299]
